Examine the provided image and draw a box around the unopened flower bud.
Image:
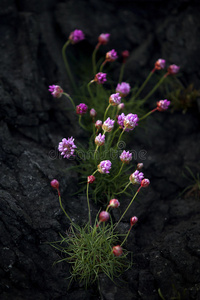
[90,108,97,117]
[106,49,118,62]
[137,163,143,170]
[109,199,120,208]
[141,178,150,187]
[69,29,84,44]
[95,120,102,129]
[98,33,110,45]
[117,103,125,111]
[155,58,166,70]
[157,99,170,111]
[167,64,180,75]
[112,245,123,257]
[51,179,59,189]
[87,175,95,184]
[130,216,138,226]
[99,211,110,222]
[122,50,129,63]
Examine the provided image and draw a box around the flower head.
[120,150,132,164]
[51,179,59,189]
[155,58,166,70]
[157,99,170,111]
[58,137,77,159]
[137,163,143,170]
[141,178,150,187]
[94,72,107,84]
[98,160,112,174]
[95,120,102,129]
[117,113,126,128]
[102,117,115,132]
[109,93,121,106]
[49,85,63,98]
[90,108,97,117]
[118,103,125,111]
[69,29,84,44]
[76,103,88,115]
[112,245,123,257]
[168,64,180,75]
[116,82,131,97]
[95,133,105,146]
[124,113,139,130]
[99,211,110,222]
[130,216,138,226]
[87,175,96,184]
[109,199,120,208]
[129,170,144,184]
[106,49,118,62]
[98,33,110,45]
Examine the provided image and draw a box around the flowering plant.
[49,29,179,290]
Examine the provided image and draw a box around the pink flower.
[130,216,138,226]
[102,117,115,132]
[137,163,143,170]
[98,33,110,45]
[109,199,120,208]
[109,93,121,106]
[157,99,170,111]
[106,49,118,62]
[118,103,125,111]
[50,179,59,189]
[58,137,77,159]
[95,133,105,146]
[90,108,97,117]
[141,178,150,187]
[112,245,123,257]
[87,175,96,184]
[99,211,110,222]
[98,160,112,174]
[124,113,139,130]
[116,82,131,97]
[155,59,166,70]
[94,72,107,84]
[168,64,180,75]
[69,29,84,44]
[129,170,144,184]
[76,103,88,115]
[49,85,63,98]
[120,150,132,164]
[95,120,102,129]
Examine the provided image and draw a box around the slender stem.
[62,40,77,92]
[109,127,120,148]
[86,183,91,225]
[133,70,154,100]
[104,104,111,121]
[92,43,100,76]
[87,81,94,103]
[79,115,87,131]
[139,107,158,121]
[63,92,76,110]
[116,128,125,149]
[114,186,141,230]
[142,73,168,102]
[99,60,107,72]
[57,189,72,223]
[112,163,124,181]
[94,145,99,160]
[120,227,132,247]
[115,181,131,195]
[92,169,98,176]
[118,63,125,83]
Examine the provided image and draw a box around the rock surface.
[0,0,200,299]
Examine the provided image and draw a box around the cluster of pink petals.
[116,82,130,97]
[95,120,102,129]
[95,72,107,84]
[69,29,85,44]
[102,117,115,132]
[106,49,118,62]
[129,170,144,184]
[120,150,132,164]
[118,103,125,111]
[168,64,180,75]
[117,113,139,131]
[58,137,77,159]
[49,85,63,98]
[109,93,121,106]
[109,199,120,208]
[98,33,110,45]
[155,58,166,70]
[90,108,97,117]
[98,160,112,174]
[76,103,88,115]
[95,133,105,146]
[157,99,171,111]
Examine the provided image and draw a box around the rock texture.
[0,0,200,299]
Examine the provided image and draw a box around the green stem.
[112,163,124,181]
[115,181,131,195]
[104,104,111,121]
[142,73,168,102]
[62,40,77,92]
[87,81,94,103]
[116,128,125,149]
[58,190,72,223]
[92,43,100,76]
[133,70,154,100]
[99,60,107,72]
[120,227,131,247]
[109,127,120,148]
[86,183,91,225]
[63,92,76,110]
[79,115,87,131]
[118,63,125,83]
[139,107,157,121]
[114,186,141,230]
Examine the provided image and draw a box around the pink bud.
[167,64,180,75]
[137,163,143,170]
[130,216,138,226]
[109,199,120,208]
[90,108,97,117]
[141,178,150,187]
[51,179,59,189]
[98,33,110,45]
[118,103,125,111]
[99,211,110,222]
[87,175,95,184]
[122,50,129,63]
[112,245,123,257]
[95,120,102,129]
[155,58,166,70]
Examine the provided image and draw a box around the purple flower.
[76,103,88,115]
[117,113,126,128]
[95,133,105,146]
[109,93,121,106]
[98,33,110,45]
[95,120,102,129]
[116,82,131,97]
[157,99,170,111]
[129,170,144,184]
[155,58,166,70]
[120,150,132,164]
[102,117,115,132]
[69,29,85,44]
[124,113,139,130]
[94,72,107,84]
[168,64,180,75]
[98,160,112,174]
[49,85,63,98]
[106,49,118,62]
[58,137,77,159]
[90,108,97,117]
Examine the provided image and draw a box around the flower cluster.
[49,85,63,98]
[106,49,118,62]
[98,160,112,174]
[102,117,115,132]
[76,103,88,115]
[116,82,130,97]
[95,133,105,146]
[58,137,77,159]
[94,72,107,84]
[157,99,171,111]
[69,29,85,44]
[109,93,121,106]
[129,170,144,184]
[117,113,139,131]
[120,150,132,164]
